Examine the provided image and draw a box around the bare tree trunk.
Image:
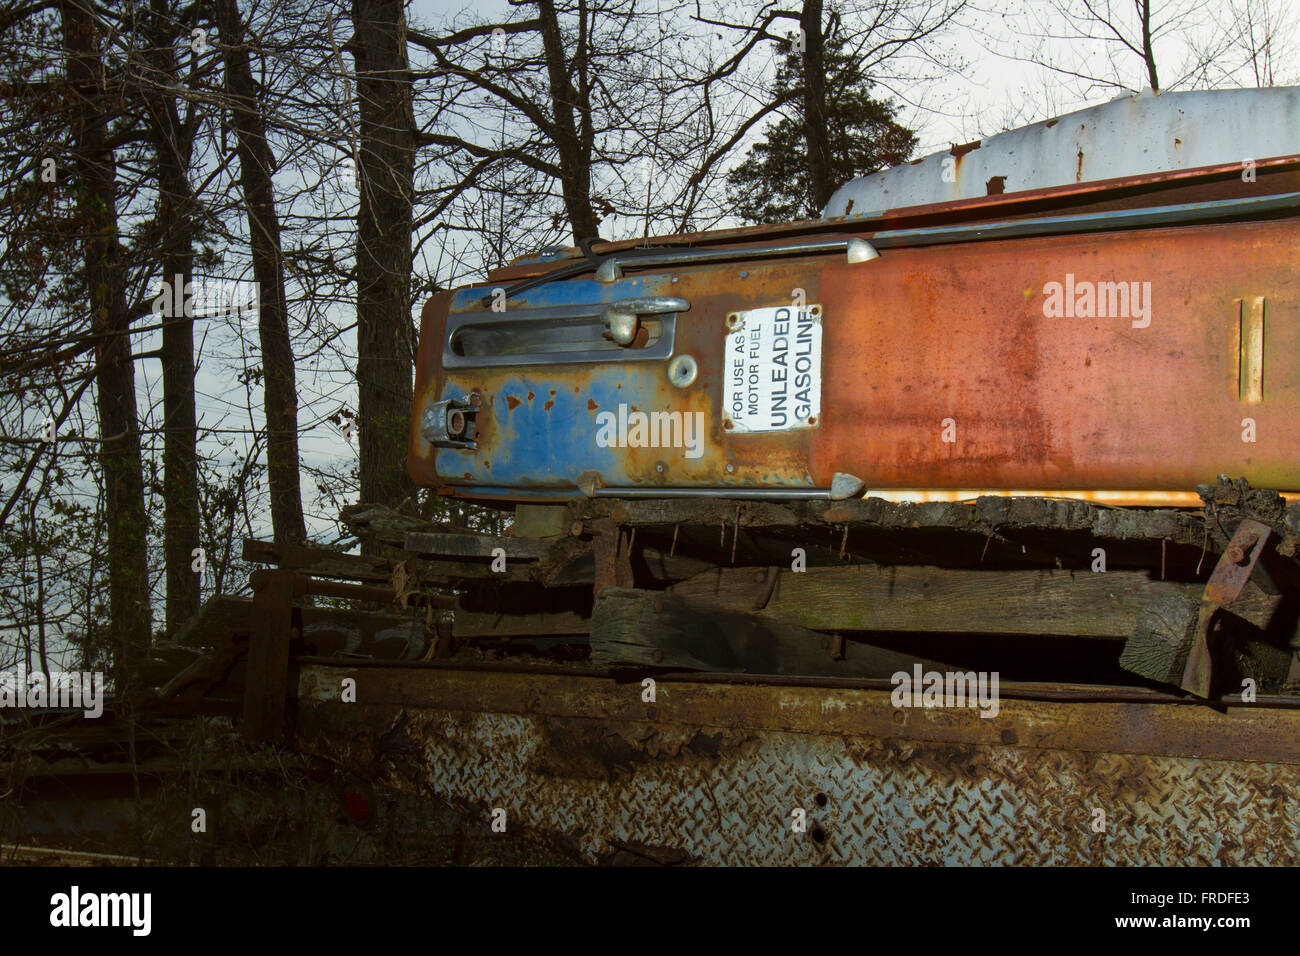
[351,0,416,513]
[801,0,833,211]
[215,0,306,544]
[143,7,201,632]
[60,0,152,689]
[536,0,598,240]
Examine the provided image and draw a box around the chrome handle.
[601,296,690,346]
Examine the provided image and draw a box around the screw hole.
[810,825,826,844]
[814,792,828,808]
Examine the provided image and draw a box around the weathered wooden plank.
[243,539,398,582]
[812,498,981,532]
[243,536,540,584]
[243,571,293,742]
[668,565,1284,638]
[404,531,552,560]
[175,593,589,657]
[599,498,801,530]
[340,502,477,545]
[1120,594,1199,685]
[173,594,251,647]
[455,609,590,639]
[511,503,575,539]
[590,587,947,677]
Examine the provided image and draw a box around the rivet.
[667,354,698,388]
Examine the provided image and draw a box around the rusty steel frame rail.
[1182,519,1273,697]
[294,656,1300,708]
[295,663,1300,865]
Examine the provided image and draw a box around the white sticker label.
[724,305,822,433]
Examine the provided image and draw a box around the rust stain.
[587,399,599,411]
[986,176,1006,195]
[1076,148,1084,181]
[950,139,981,158]
[506,395,521,411]
[544,400,554,412]
[297,665,1300,766]
[1045,119,1058,128]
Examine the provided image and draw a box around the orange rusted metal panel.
[409,166,1300,503]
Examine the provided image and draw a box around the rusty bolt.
[1228,533,1258,565]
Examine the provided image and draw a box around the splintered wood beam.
[243,538,399,581]
[404,531,552,560]
[243,536,710,589]
[242,537,537,583]
[589,587,948,677]
[667,565,1285,639]
[174,594,591,657]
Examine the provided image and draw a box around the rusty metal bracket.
[591,518,634,596]
[1181,519,1271,698]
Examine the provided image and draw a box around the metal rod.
[591,486,830,500]
[588,191,1300,280]
[869,190,1300,249]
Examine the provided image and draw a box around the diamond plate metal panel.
[300,708,1298,864]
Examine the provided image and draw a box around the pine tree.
[728,36,918,224]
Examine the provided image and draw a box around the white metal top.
[822,87,1300,219]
